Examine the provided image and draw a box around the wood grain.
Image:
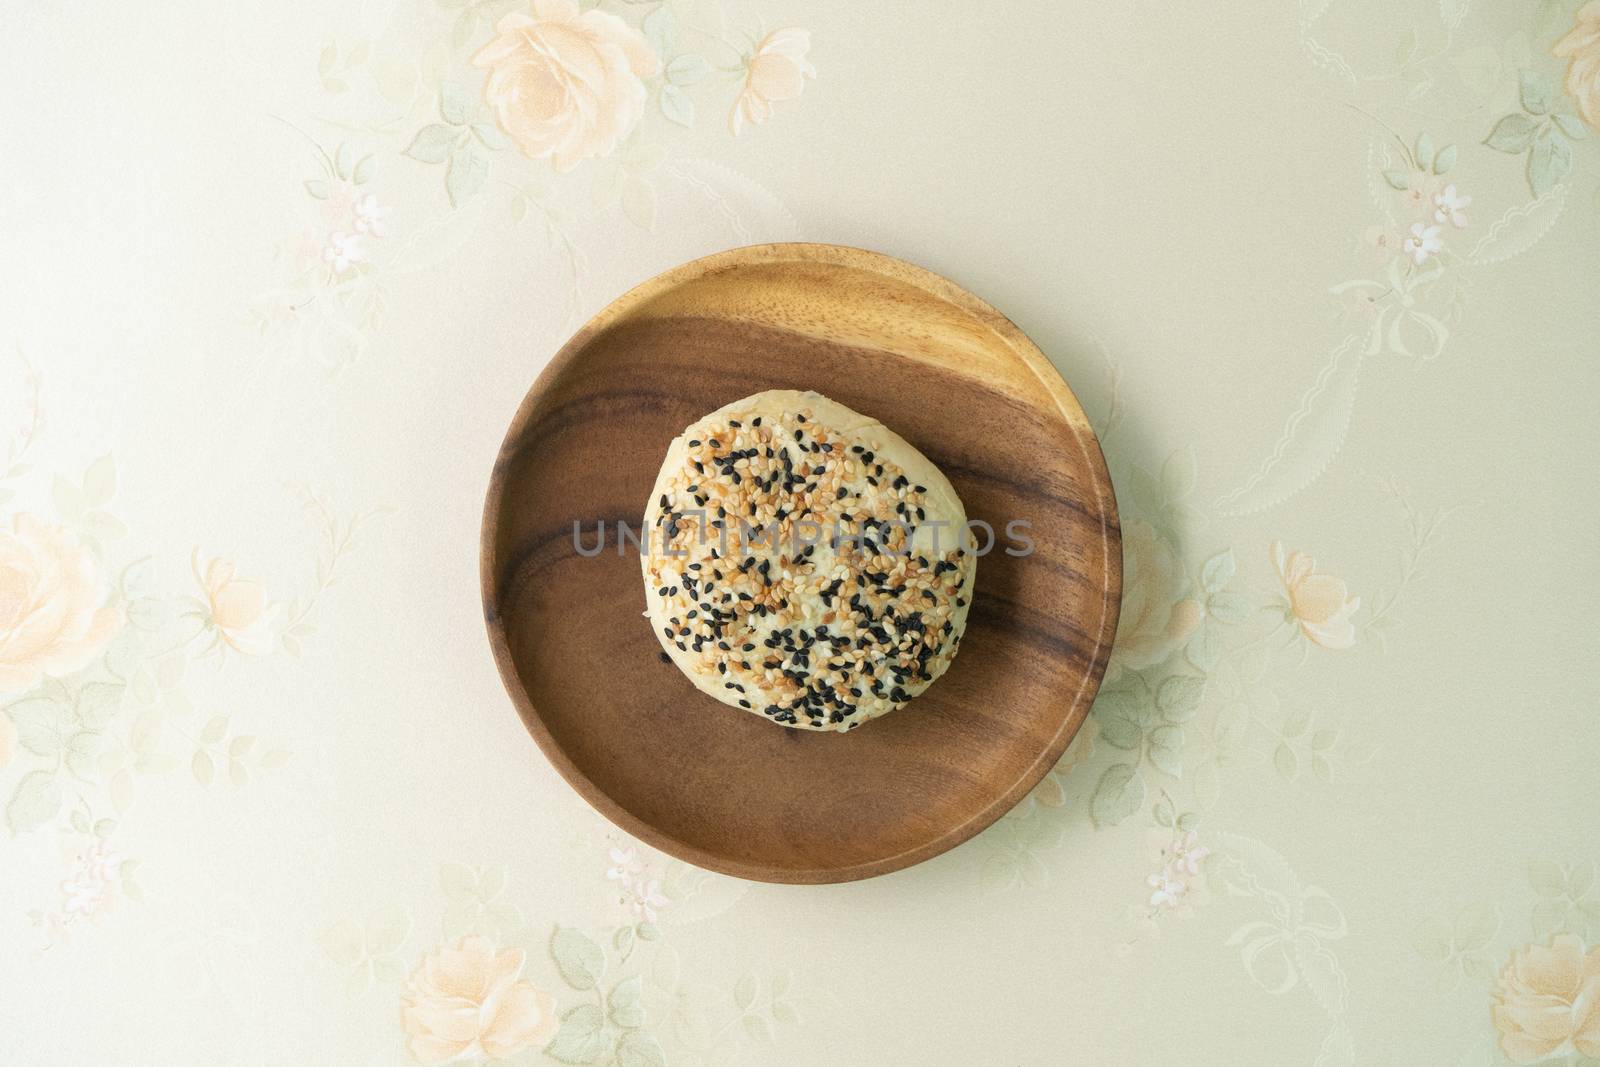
[481,244,1120,884]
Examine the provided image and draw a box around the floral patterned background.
[3,1,1598,1064]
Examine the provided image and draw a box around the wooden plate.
[481,244,1120,883]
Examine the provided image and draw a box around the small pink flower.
[59,841,125,924]
[730,29,815,135]
[605,844,669,922]
[1147,867,1186,910]
[353,193,386,237]
[1402,222,1443,265]
[321,232,365,275]
[1432,184,1470,228]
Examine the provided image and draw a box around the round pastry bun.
[641,390,976,731]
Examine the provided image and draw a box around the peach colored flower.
[0,513,120,694]
[400,936,557,1064]
[192,550,277,655]
[730,29,815,135]
[1272,542,1359,650]
[1109,520,1202,671]
[472,0,659,172]
[1554,2,1600,129]
[60,840,125,925]
[1492,934,1600,1063]
[0,710,14,770]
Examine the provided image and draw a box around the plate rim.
[481,242,1121,884]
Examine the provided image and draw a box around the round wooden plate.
[481,244,1120,883]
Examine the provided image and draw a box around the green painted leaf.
[1161,446,1197,499]
[636,921,659,941]
[642,5,675,56]
[7,770,62,834]
[771,1000,800,1025]
[1273,742,1299,781]
[446,149,489,208]
[608,975,645,1028]
[1152,795,1174,826]
[404,124,458,164]
[1520,71,1553,115]
[1432,143,1458,174]
[1090,762,1144,827]
[9,699,64,756]
[70,808,89,833]
[1553,113,1588,140]
[550,926,606,990]
[666,53,710,85]
[1186,621,1222,671]
[1415,132,1435,170]
[616,1030,666,1067]
[471,122,508,150]
[439,81,474,126]
[545,1003,608,1064]
[733,972,757,1011]
[1207,591,1252,625]
[1383,169,1412,190]
[1200,549,1235,593]
[83,454,116,506]
[64,732,100,779]
[352,155,375,184]
[1147,725,1184,778]
[743,1013,773,1043]
[659,84,694,128]
[1176,811,1199,832]
[1311,729,1339,752]
[1485,113,1538,152]
[76,684,123,730]
[1156,675,1205,723]
[53,475,85,520]
[1098,715,1143,750]
[620,176,656,230]
[192,749,214,785]
[334,141,354,180]
[1529,130,1573,196]
[1396,27,1417,66]
[318,43,336,76]
[200,715,229,744]
[612,924,635,954]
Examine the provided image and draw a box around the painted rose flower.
[1109,520,1202,672]
[192,550,277,655]
[1492,934,1600,1063]
[1554,2,1600,130]
[472,0,658,171]
[1272,542,1359,650]
[730,29,815,135]
[0,710,14,770]
[0,513,120,694]
[1432,184,1470,228]
[400,936,557,1064]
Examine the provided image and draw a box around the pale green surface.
[1,1,1597,1064]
